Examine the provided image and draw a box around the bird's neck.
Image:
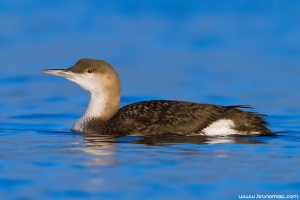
[72,90,120,132]
[85,91,120,121]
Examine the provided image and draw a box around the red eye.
[87,69,93,73]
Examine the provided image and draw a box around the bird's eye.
[87,69,93,73]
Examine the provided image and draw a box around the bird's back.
[94,100,273,136]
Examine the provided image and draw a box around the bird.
[42,58,273,136]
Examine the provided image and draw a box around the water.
[1,1,300,199]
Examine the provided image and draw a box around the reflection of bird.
[42,58,273,136]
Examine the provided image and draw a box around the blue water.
[1,1,300,199]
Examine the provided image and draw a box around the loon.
[42,58,273,136]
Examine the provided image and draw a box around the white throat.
[72,90,120,132]
[85,92,111,118]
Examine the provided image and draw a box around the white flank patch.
[203,119,240,136]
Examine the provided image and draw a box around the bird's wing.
[111,100,233,135]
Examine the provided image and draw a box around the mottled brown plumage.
[79,100,272,136]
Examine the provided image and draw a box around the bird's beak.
[41,69,75,79]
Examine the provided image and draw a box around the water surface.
[0,1,300,199]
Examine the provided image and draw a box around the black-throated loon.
[42,58,273,136]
